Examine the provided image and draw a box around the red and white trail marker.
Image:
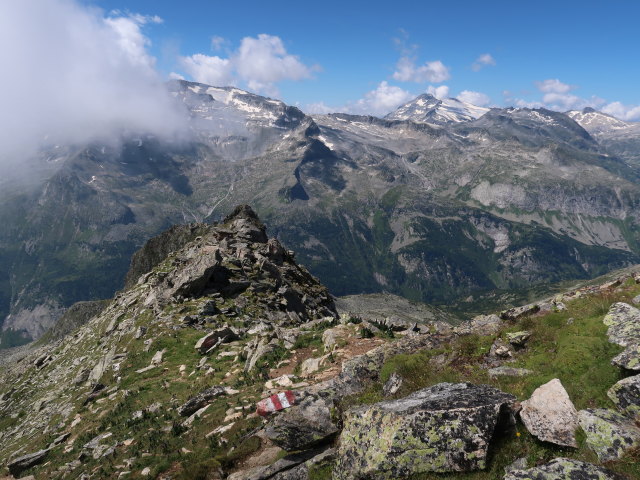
[256,390,296,416]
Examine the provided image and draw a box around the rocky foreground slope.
[1,207,640,479]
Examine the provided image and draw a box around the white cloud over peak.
[535,78,574,94]
[427,85,450,99]
[179,34,318,97]
[0,0,186,167]
[471,53,496,72]
[602,102,640,121]
[392,57,450,83]
[458,90,491,106]
[350,81,414,116]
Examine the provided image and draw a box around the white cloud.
[304,102,336,114]
[211,35,227,51]
[348,81,414,116]
[458,90,491,106]
[535,79,574,94]
[0,0,186,168]
[180,54,234,87]
[602,102,640,121]
[427,85,450,99]
[179,34,318,97]
[471,53,496,72]
[392,57,450,83]
[168,72,185,80]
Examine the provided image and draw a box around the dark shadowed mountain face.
[2,80,640,345]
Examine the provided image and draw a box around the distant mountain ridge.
[2,82,640,346]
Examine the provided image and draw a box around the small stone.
[300,354,331,377]
[151,349,165,366]
[141,467,151,476]
[382,372,403,396]
[504,457,527,473]
[632,294,640,305]
[520,378,578,447]
[488,367,533,378]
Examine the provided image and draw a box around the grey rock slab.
[578,408,640,461]
[454,314,502,336]
[602,302,640,347]
[500,304,539,321]
[334,382,516,479]
[520,378,578,447]
[382,372,403,396]
[265,397,338,451]
[271,448,336,480]
[612,344,640,371]
[607,373,640,420]
[7,448,50,477]
[503,457,625,480]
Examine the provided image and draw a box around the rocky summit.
[1,207,640,479]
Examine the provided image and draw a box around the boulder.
[519,378,578,447]
[607,374,640,420]
[602,302,640,347]
[270,448,336,480]
[578,408,640,461]
[322,325,351,352]
[454,314,502,336]
[7,448,50,477]
[232,447,334,480]
[611,344,640,371]
[195,327,240,354]
[178,386,233,416]
[300,355,331,377]
[503,457,625,480]
[334,383,515,479]
[505,331,531,348]
[265,396,339,451]
[500,304,539,321]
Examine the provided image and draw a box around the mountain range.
[2,81,640,346]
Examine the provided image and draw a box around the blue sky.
[81,0,640,118]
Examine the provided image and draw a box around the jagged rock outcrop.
[578,408,640,461]
[504,458,626,480]
[519,378,578,447]
[333,383,515,479]
[7,448,50,477]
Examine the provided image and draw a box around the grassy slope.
[345,278,640,479]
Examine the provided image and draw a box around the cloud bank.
[0,0,186,168]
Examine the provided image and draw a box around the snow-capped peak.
[567,108,632,135]
[385,93,489,125]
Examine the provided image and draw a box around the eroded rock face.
[503,457,625,480]
[265,396,338,451]
[608,374,640,420]
[578,408,640,461]
[519,378,578,447]
[334,383,515,479]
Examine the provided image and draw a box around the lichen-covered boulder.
[334,383,515,479]
[503,457,625,480]
[506,331,531,347]
[519,378,578,447]
[578,408,640,461]
[265,396,338,451]
[608,374,640,420]
[603,302,640,347]
[612,344,640,371]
